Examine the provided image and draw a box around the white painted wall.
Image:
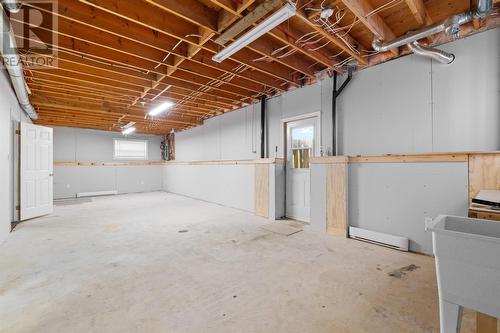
[0,69,32,243]
[53,127,163,199]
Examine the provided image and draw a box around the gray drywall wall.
[0,70,13,243]
[175,104,261,161]
[175,78,335,161]
[0,69,32,243]
[163,164,254,212]
[175,29,499,160]
[310,163,327,232]
[337,28,500,155]
[54,165,163,199]
[348,162,469,254]
[53,127,162,162]
[274,164,286,219]
[168,30,497,252]
[431,31,500,151]
[52,127,162,199]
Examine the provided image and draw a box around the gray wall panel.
[176,104,260,161]
[53,127,76,162]
[432,30,500,151]
[348,162,469,254]
[337,55,433,155]
[1,69,32,242]
[175,30,499,160]
[310,164,327,232]
[116,166,162,194]
[52,127,162,199]
[163,164,254,212]
[274,164,286,219]
[53,127,162,163]
[54,166,162,199]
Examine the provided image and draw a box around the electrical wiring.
[271,44,290,56]
[309,41,330,51]
[365,0,403,18]
[49,47,151,75]
[329,50,345,59]
[153,40,182,70]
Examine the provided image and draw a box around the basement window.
[113,139,148,160]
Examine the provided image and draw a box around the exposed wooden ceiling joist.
[10,0,496,134]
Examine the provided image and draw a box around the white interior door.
[20,123,53,221]
[285,116,319,222]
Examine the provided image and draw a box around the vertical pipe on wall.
[260,95,266,158]
[332,72,338,156]
[332,68,353,156]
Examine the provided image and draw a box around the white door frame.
[282,112,321,221]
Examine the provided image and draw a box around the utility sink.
[426,215,500,332]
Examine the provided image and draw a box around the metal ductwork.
[1,1,38,119]
[407,41,455,64]
[372,0,493,62]
[2,0,20,13]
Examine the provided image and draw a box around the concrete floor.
[0,192,481,332]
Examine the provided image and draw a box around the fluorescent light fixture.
[212,3,296,63]
[148,101,175,116]
[123,121,136,129]
[122,127,136,135]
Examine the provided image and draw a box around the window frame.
[113,138,149,161]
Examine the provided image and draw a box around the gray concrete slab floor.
[0,192,482,332]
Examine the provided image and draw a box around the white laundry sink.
[426,215,500,333]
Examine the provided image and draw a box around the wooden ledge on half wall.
[162,158,285,166]
[311,151,500,164]
[53,162,163,166]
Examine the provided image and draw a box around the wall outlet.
[66,184,71,189]
[424,217,433,230]
[140,180,145,185]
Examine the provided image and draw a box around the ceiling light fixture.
[122,127,136,135]
[122,121,136,129]
[212,3,296,63]
[148,101,174,116]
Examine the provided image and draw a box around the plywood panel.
[255,164,269,218]
[326,162,348,237]
[469,153,500,204]
[476,312,497,333]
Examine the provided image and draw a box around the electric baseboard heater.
[76,190,118,198]
[349,227,409,251]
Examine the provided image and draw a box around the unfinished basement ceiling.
[13,0,500,135]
